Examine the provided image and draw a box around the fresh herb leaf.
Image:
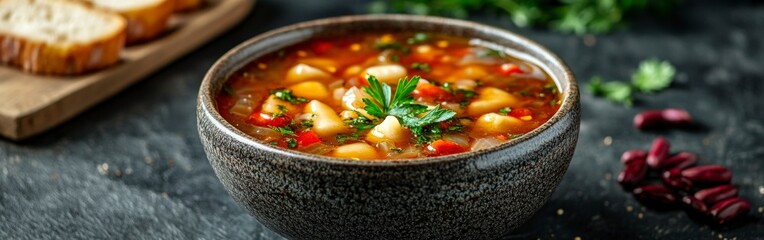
[410,62,431,72]
[519,90,532,96]
[478,48,506,58]
[286,138,298,148]
[344,113,377,131]
[362,75,457,144]
[588,76,633,106]
[631,59,675,93]
[273,126,297,137]
[498,107,512,116]
[373,42,411,53]
[335,132,362,144]
[407,32,428,44]
[301,119,314,128]
[543,83,558,93]
[271,88,308,105]
[391,55,400,62]
[269,141,278,145]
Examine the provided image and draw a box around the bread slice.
[83,0,174,44]
[0,0,127,75]
[174,0,202,12]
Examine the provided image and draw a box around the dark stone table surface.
[1,0,762,239]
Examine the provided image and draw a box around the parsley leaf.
[273,126,297,137]
[344,113,377,131]
[300,119,314,128]
[271,88,307,105]
[498,107,512,116]
[336,132,362,144]
[223,84,235,96]
[588,76,633,107]
[285,138,298,148]
[410,62,431,72]
[631,59,676,93]
[362,75,457,144]
[407,32,428,44]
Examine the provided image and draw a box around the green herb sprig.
[362,75,457,144]
[369,0,681,35]
[588,58,676,107]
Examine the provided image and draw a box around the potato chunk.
[261,95,297,115]
[332,143,379,159]
[304,100,350,137]
[366,116,409,144]
[286,64,332,83]
[364,65,407,84]
[473,113,523,134]
[288,81,330,101]
[466,87,519,116]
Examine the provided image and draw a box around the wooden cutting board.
[0,0,254,140]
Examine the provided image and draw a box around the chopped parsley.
[273,105,289,117]
[410,62,431,72]
[373,42,410,53]
[543,84,558,93]
[271,88,308,105]
[335,132,362,144]
[301,119,314,128]
[478,48,506,58]
[285,138,298,148]
[407,32,428,44]
[273,126,297,137]
[391,55,400,62]
[344,113,376,131]
[519,90,532,96]
[498,107,512,116]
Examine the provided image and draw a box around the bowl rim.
[200,14,578,167]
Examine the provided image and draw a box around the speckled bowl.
[198,15,579,240]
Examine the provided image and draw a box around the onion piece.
[443,134,470,147]
[301,143,335,155]
[229,97,254,118]
[471,137,502,151]
[241,125,281,140]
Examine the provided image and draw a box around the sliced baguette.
[0,0,127,75]
[83,0,174,44]
[174,0,202,12]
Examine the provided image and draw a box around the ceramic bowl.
[198,15,579,240]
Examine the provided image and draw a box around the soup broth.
[216,32,561,160]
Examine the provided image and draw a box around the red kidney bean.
[660,152,698,170]
[633,185,678,208]
[618,159,648,189]
[661,168,693,191]
[620,150,647,164]
[681,165,732,184]
[634,109,692,129]
[647,137,670,169]
[709,198,750,224]
[694,185,738,205]
[681,195,709,215]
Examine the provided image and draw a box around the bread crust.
[121,0,174,44]
[0,0,127,75]
[174,0,202,12]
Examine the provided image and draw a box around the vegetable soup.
[216,32,561,160]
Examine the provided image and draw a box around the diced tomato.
[296,130,322,147]
[453,47,471,58]
[508,108,533,118]
[427,139,466,156]
[247,111,292,127]
[412,82,453,101]
[345,76,369,88]
[311,41,333,55]
[497,63,524,76]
